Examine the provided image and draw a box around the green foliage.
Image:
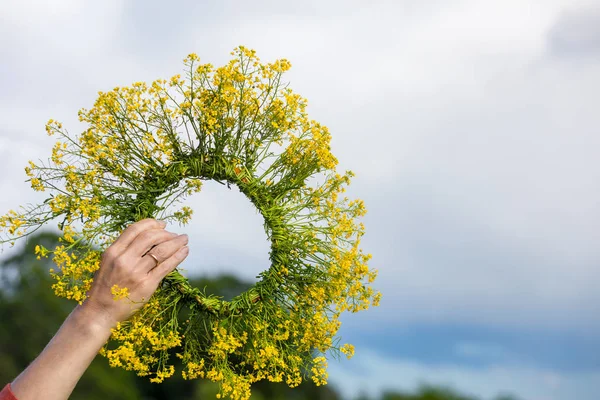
[381,385,477,400]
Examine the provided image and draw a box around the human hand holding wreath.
[86,218,190,327]
[0,46,381,400]
[2,219,190,400]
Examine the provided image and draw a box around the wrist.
[73,300,119,338]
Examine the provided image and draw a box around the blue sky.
[1,1,600,399]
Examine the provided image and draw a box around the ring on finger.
[146,252,160,268]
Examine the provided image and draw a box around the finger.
[149,245,189,281]
[126,228,178,258]
[113,219,167,250]
[141,234,189,272]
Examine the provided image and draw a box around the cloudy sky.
[1,1,600,399]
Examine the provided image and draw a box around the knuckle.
[101,248,112,262]
[175,249,187,261]
[101,247,117,264]
[130,226,142,237]
[152,245,167,259]
[138,229,155,242]
[172,247,188,263]
[124,220,141,233]
[114,257,129,270]
[137,218,161,230]
[133,218,152,227]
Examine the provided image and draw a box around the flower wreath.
[0,47,380,400]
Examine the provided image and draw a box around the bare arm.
[9,218,190,400]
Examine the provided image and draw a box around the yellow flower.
[340,343,355,359]
[111,284,129,300]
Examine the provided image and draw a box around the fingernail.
[180,246,189,256]
[158,220,167,227]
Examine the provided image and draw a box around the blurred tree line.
[0,232,520,400]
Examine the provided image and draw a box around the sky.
[1,1,600,399]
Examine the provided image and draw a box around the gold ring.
[146,252,160,267]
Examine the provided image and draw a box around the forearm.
[10,303,115,400]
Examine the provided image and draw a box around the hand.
[82,218,189,328]
[9,219,189,400]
